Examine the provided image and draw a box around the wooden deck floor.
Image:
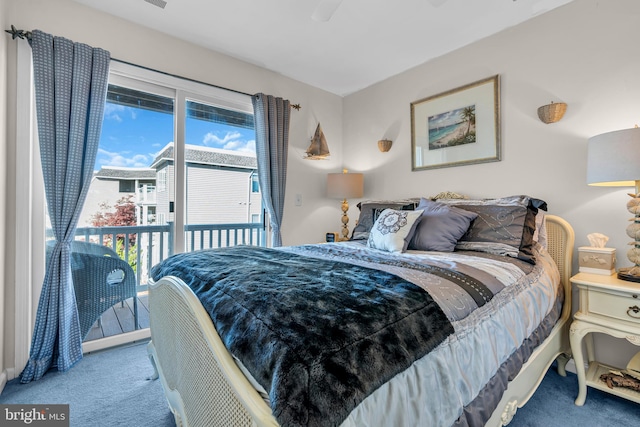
[84,292,150,342]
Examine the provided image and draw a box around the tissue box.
[578,246,616,275]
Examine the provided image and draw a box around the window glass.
[119,180,135,193]
[183,99,261,250]
[81,84,174,230]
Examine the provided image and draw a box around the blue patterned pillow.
[408,199,478,252]
[367,209,424,253]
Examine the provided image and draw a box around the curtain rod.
[5,25,302,111]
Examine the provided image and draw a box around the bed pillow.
[438,195,547,264]
[533,211,547,249]
[367,208,423,253]
[408,199,478,252]
[351,199,420,241]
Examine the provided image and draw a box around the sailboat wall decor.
[305,123,330,160]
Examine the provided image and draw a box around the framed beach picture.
[411,75,500,171]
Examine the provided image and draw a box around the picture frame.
[411,75,500,171]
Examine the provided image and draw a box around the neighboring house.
[80,167,157,228]
[150,142,262,227]
[80,147,261,282]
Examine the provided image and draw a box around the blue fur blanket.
[151,246,454,427]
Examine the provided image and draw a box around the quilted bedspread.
[150,243,527,427]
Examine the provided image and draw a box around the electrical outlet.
[294,193,303,206]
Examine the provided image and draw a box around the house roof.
[150,143,257,170]
[94,167,157,180]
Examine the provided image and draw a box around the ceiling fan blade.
[312,0,344,22]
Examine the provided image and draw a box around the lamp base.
[617,268,640,283]
[340,198,350,241]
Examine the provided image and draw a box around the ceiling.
[72,0,575,96]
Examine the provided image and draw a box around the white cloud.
[224,139,256,154]
[103,103,136,123]
[203,131,243,146]
[202,131,255,154]
[98,148,150,168]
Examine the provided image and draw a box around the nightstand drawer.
[588,289,640,324]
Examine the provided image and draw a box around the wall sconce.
[378,139,393,152]
[537,101,567,124]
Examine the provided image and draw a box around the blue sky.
[96,102,256,171]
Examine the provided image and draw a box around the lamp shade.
[327,172,364,199]
[587,127,640,187]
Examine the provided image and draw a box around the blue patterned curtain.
[252,94,291,247]
[20,30,110,383]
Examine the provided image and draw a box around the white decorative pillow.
[367,208,424,253]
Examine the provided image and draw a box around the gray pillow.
[438,195,547,264]
[408,199,478,252]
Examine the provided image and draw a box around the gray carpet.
[1,341,639,426]
[0,341,175,427]
[511,365,640,427]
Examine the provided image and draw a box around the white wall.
[343,0,640,368]
[0,0,8,391]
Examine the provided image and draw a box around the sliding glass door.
[62,61,262,349]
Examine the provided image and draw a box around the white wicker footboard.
[147,275,278,427]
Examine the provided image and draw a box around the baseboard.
[0,370,7,394]
[565,358,577,374]
[81,328,151,354]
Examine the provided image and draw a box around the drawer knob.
[628,305,640,318]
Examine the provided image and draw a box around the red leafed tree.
[91,195,137,230]
[90,196,137,270]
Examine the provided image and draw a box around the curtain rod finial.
[5,25,32,41]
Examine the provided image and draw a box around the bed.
[146,195,575,427]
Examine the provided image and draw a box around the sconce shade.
[587,127,640,188]
[327,172,364,199]
[378,139,393,152]
[537,102,567,124]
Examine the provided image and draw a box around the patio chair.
[46,240,138,340]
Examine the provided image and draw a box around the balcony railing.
[136,185,157,205]
[51,222,265,291]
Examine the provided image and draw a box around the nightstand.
[570,272,640,406]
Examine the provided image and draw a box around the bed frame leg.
[146,341,160,381]
[556,353,570,377]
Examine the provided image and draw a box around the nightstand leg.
[569,322,588,406]
[585,332,595,363]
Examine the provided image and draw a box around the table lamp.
[327,169,364,240]
[587,127,640,282]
